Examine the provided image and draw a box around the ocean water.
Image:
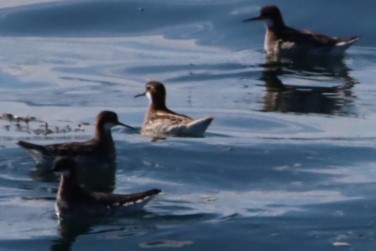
[1,0,376,250]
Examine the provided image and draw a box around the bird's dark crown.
[259,5,285,27]
[260,5,281,17]
[96,111,119,125]
[145,81,167,108]
[146,81,166,97]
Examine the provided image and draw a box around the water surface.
[1,1,376,250]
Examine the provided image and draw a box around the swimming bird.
[244,5,359,56]
[53,157,161,217]
[135,81,214,138]
[18,111,133,168]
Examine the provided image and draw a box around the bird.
[53,157,161,217]
[243,5,360,56]
[18,111,133,168]
[135,81,214,138]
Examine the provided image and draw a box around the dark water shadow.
[257,55,359,115]
[50,209,216,251]
[51,216,95,251]
[51,212,148,251]
[28,164,116,193]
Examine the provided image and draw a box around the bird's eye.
[146,85,151,90]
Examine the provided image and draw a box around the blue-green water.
[1,0,376,250]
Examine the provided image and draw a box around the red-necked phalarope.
[135,81,214,138]
[53,157,161,217]
[244,5,360,56]
[18,111,133,168]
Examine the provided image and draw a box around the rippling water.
[1,0,376,250]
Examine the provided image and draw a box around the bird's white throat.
[146,92,152,104]
[60,169,71,177]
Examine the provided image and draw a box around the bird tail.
[124,189,162,203]
[336,36,360,47]
[347,36,360,45]
[18,140,46,152]
[185,116,214,136]
[18,140,54,166]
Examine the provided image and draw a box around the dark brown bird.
[18,111,133,168]
[244,5,359,56]
[53,157,161,217]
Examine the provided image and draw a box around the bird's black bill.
[118,122,136,131]
[134,92,146,98]
[243,16,261,22]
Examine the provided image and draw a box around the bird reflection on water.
[51,212,154,251]
[258,54,358,115]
